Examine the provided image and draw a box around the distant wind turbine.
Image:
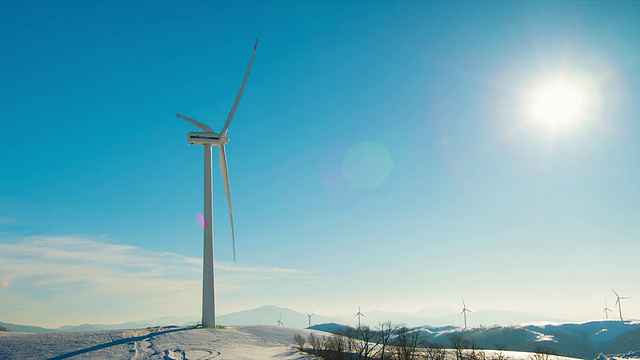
[602,300,612,320]
[613,289,631,321]
[277,314,284,327]
[356,306,365,329]
[460,299,473,329]
[177,39,258,328]
[305,312,315,328]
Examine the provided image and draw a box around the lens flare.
[342,142,393,189]
[1,280,9,288]
[196,214,207,229]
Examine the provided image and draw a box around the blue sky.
[1,1,639,328]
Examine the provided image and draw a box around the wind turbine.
[355,306,365,329]
[460,299,473,329]
[602,300,612,320]
[613,289,630,321]
[178,39,258,328]
[305,312,315,328]
[277,314,284,327]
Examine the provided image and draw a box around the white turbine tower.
[305,312,315,328]
[178,39,258,328]
[355,306,365,329]
[603,300,612,320]
[613,289,630,322]
[460,299,473,329]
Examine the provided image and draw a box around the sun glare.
[529,77,589,133]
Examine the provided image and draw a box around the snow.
[0,324,590,360]
[1,319,639,359]
[0,325,318,359]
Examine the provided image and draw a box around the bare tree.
[421,341,446,360]
[355,325,378,360]
[394,326,421,360]
[293,333,306,351]
[450,334,467,360]
[463,337,486,360]
[491,344,510,360]
[325,330,348,360]
[373,321,396,360]
[530,346,555,360]
[308,332,325,356]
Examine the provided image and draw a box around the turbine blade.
[177,113,214,132]
[219,145,236,262]
[221,38,258,137]
[613,289,619,297]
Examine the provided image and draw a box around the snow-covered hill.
[0,316,198,333]
[2,307,638,359]
[0,325,317,359]
[0,325,584,360]
[309,320,640,359]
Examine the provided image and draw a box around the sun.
[529,76,589,133]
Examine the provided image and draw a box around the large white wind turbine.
[613,289,630,322]
[178,39,258,328]
[460,299,473,329]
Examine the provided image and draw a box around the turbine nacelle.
[187,132,230,146]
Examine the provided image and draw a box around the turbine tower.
[603,300,612,320]
[277,314,284,327]
[460,299,473,329]
[305,312,315,328]
[613,289,630,322]
[355,306,365,329]
[178,39,258,328]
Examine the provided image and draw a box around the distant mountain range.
[0,305,567,333]
[0,316,198,333]
[217,305,566,329]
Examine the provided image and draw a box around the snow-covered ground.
[0,325,586,360]
[0,325,317,359]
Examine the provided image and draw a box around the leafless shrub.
[324,330,348,359]
[393,326,421,360]
[293,333,306,351]
[463,337,487,360]
[421,341,446,360]
[491,344,510,360]
[356,325,379,360]
[309,332,325,356]
[530,345,555,360]
[450,334,467,360]
[373,321,397,360]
